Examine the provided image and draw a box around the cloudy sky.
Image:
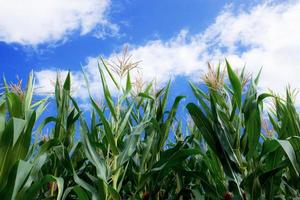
[0,0,300,106]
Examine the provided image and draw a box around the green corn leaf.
[186,103,218,154]
[12,117,26,147]
[0,102,6,138]
[17,152,48,196]
[257,93,273,104]
[37,116,57,135]
[24,175,64,200]
[157,81,171,121]
[98,62,117,120]
[7,93,23,118]
[63,72,71,91]
[125,72,132,94]
[14,111,36,160]
[62,186,90,200]
[138,92,154,101]
[254,67,263,85]
[3,160,32,200]
[226,59,242,108]
[189,82,212,119]
[80,117,108,181]
[101,57,120,90]
[117,123,144,167]
[160,95,185,149]
[24,72,33,112]
[74,172,101,200]
[118,104,133,137]
[73,186,90,200]
[107,185,121,200]
[276,139,299,176]
[245,104,261,159]
[90,97,119,155]
[34,98,48,120]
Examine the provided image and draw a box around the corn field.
[0,58,299,200]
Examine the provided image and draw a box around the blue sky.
[0,0,300,109]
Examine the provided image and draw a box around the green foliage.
[0,59,299,200]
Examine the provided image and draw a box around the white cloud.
[34,58,117,101]
[200,0,300,94]
[35,0,300,102]
[0,0,115,45]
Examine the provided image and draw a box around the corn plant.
[67,55,198,200]
[0,73,47,199]
[187,61,300,199]
[28,72,84,200]
[1,57,300,200]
